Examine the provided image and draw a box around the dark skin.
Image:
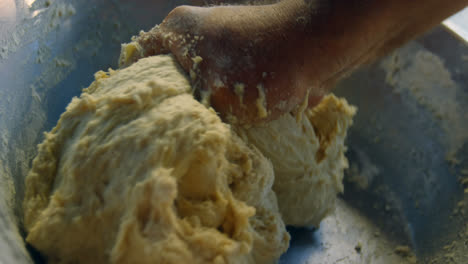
[126,0,467,125]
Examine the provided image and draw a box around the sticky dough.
[23,54,355,264]
[237,96,356,227]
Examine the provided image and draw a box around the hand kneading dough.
[237,96,356,227]
[23,55,290,264]
[23,53,357,263]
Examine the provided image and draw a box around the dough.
[120,34,357,228]
[238,95,356,226]
[23,55,289,264]
[23,53,356,263]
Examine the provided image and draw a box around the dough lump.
[23,55,289,264]
[238,95,356,226]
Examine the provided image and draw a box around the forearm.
[198,0,468,119]
[279,0,468,87]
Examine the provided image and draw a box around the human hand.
[120,0,468,125]
[120,3,327,125]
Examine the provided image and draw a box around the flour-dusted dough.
[23,55,289,264]
[237,95,356,227]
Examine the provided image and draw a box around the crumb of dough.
[255,84,268,118]
[395,245,412,256]
[355,242,362,253]
[23,55,289,264]
[394,245,417,264]
[237,94,356,226]
[234,83,245,104]
[192,55,203,68]
[118,41,144,68]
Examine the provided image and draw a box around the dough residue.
[381,50,468,161]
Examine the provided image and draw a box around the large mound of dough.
[23,55,290,264]
[238,96,356,226]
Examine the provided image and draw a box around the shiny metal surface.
[444,7,468,42]
[0,0,467,263]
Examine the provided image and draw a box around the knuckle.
[164,6,200,33]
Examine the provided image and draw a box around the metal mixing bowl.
[1,0,467,263]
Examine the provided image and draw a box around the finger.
[118,5,202,68]
[158,6,210,75]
